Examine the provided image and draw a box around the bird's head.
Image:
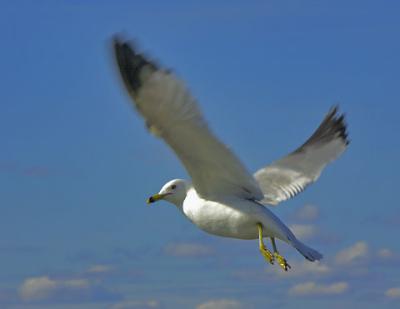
[147,179,190,207]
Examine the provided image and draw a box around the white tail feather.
[293,240,323,261]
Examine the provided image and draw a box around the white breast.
[182,189,263,239]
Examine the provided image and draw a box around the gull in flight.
[113,38,349,271]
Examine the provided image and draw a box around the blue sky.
[0,0,400,308]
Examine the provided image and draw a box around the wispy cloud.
[385,287,400,299]
[289,281,349,296]
[289,224,317,240]
[18,276,120,303]
[377,248,394,259]
[293,204,319,221]
[335,241,368,265]
[0,161,51,178]
[111,299,160,309]
[196,299,243,309]
[86,264,114,274]
[164,243,213,257]
[19,276,88,302]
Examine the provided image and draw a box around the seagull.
[113,38,349,271]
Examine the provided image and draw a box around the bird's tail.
[293,240,323,262]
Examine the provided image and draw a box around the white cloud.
[378,248,394,259]
[294,205,319,221]
[111,300,160,309]
[197,299,242,309]
[385,287,400,298]
[289,281,348,296]
[335,241,368,265]
[86,264,114,274]
[164,243,213,257]
[62,279,90,289]
[19,276,91,301]
[19,277,58,301]
[18,276,118,303]
[266,260,330,278]
[289,224,317,240]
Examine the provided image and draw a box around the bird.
[113,37,349,271]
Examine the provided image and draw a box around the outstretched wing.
[254,107,349,205]
[114,38,263,201]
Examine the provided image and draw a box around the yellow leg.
[270,237,291,271]
[257,223,274,264]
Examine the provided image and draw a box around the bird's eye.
[171,184,176,190]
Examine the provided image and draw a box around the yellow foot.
[260,246,275,264]
[274,252,291,271]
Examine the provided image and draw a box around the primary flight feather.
[113,37,349,271]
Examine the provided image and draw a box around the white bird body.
[156,179,322,262]
[182,187,290,241]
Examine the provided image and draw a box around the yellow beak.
[146,193,166,204]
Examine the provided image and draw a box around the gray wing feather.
[114,38,263,201]
[254,107,349,205]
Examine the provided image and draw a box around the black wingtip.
[113,36,157,96]
[296,105,350,151]
[327,105,350,146]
